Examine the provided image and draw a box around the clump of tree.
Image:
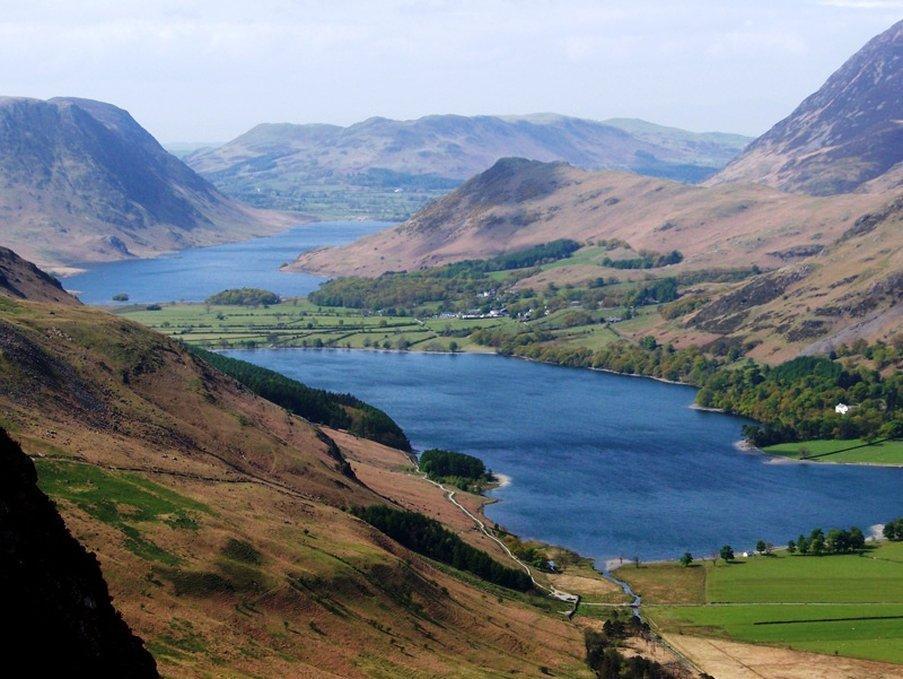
[601,249,683,269]
[584,612,667,679]
[351,505,533,591]
[112,293,129,302]
[419,449,493,492]
[190,347,411,451]
[883,517,903,541]
[205,288,280,306]
[625,278,678,305]
[715,353,901,445]
[789,526,865,555]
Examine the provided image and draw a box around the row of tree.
[788,526,866,555]
[351,505,533,591]
[190,347,411,451]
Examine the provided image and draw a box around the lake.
[63,220,391,304]
[224,348,903,564]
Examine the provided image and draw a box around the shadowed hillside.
[0,246,79,304]
[0,97,292,271]
[0,428,158,676]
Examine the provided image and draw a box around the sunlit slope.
[0,291,589,676]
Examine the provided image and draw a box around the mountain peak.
[710,20,902,195]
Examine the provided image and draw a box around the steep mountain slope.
[1,427,158,676]
[0,246,79,304]
[0,97,291,271]
[186,113,749,219]
[710,20,902,195]
[0,254,592,677]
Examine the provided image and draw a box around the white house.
[835,403,851,415]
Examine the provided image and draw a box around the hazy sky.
[2,1,900,142]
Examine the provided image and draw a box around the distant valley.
[185,114,750,220]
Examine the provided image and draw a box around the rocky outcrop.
[0,428,158,676]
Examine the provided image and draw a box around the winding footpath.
[420,471,707,674]
[419,473,580,612]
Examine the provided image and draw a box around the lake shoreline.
[65,220,394,305]
[220,345,903,472]
[55,218,321,279]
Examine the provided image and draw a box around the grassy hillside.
[0,293,601,677]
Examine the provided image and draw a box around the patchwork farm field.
[117,299,656,354]
[621,542,903,664]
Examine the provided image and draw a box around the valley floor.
[616,543,903,670]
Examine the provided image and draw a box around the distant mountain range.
[710,19,902,195]
[0,97,291,272]
[294,21,903,360]
[185,114,750,219]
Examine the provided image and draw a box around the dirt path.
[420,474,580,609]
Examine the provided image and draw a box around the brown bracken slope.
[0,250,592,678]
[291,158,893,278]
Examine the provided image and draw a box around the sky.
[1,1,900,142]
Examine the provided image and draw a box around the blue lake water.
[224,348,903,564]
[63,220,391,304]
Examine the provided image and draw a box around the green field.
[621,542,903,664]
[116,299,655,355]
[764,438,903,466]
[652,603,903,664]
